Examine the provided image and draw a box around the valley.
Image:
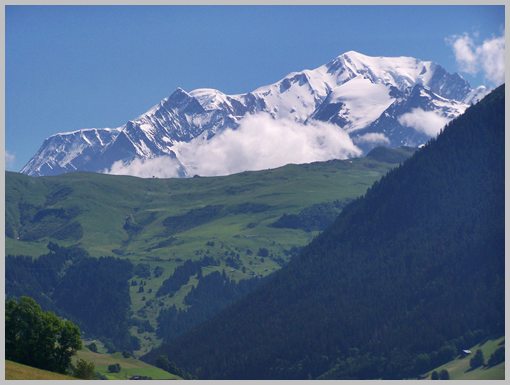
[6,146,413,356]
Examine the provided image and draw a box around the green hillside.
[74,345,180,380]
[6,151,409,262]
[6,148,411,355]
[5,360,77,380]
[6,350,179,381]
[424,336,505,380]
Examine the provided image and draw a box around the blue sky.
[6,5,505,171]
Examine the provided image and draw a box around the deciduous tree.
[6,296,82,374]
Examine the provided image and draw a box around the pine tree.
[488,347,504,367]
[470,349,484,369]
[439,369,450,380]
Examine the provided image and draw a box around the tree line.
[6,242,137,351]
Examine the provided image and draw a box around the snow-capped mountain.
[21,50,488,177]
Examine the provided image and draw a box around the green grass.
[424,336,505,380]
[6,157,396,261]
[6,151,411,355]
[74,346,180,380]
[5,360,77,380]
[5,347,180,380]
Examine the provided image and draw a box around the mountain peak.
[189,88,233,111]
[162,87,203,112]
[169,87,190,98]
[332,50,413,65]
[21,51,483,177]
[339,50,369,59]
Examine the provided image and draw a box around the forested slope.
[147,85,505,379]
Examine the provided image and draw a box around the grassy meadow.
[74,345,180,380]
[424,336,505,380]
[5,360,77,380]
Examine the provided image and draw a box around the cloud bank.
[354,133,390,145]
[105,113,362,178]
[448,33,505,85]
[108,156,184,178]
[398,108,449,137]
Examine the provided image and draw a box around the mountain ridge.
[22,50,488,177]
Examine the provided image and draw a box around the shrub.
[86,342,98,353]
[134,263,151,278]
[108,363,121,373]
[72,359,96,379]
[154,266,164,277]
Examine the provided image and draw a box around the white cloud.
[107,156,183,178]
[174,114,361,177]
[6,150,16,168]
[447,32,505,85]
[105,113,362,178]
[479,35,505,86]
[355,133,390,145]
[398,108,449,137]
[450,34,479,74]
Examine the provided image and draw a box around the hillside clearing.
[5,360,77,380]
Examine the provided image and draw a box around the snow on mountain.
[462,85,489,105]
[319,76,395,132]
[21,50,488,177]
[351,84,468,152]
[21,128,122,176]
